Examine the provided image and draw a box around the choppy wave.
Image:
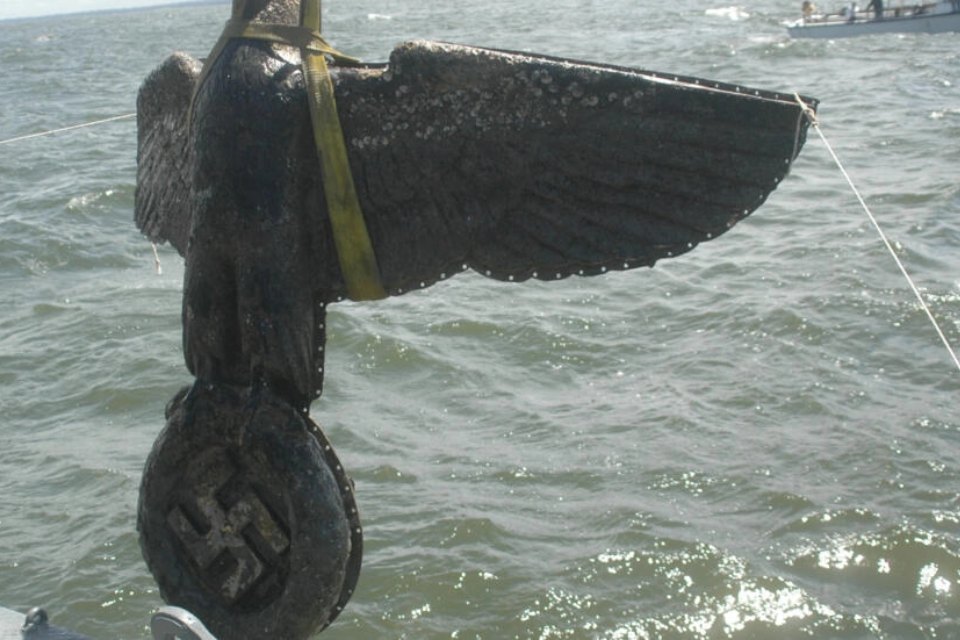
[0,0,957,638]
[705,6,751,21]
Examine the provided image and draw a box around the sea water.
[0,1,957,638]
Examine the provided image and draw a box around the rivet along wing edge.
[135,40,816,299]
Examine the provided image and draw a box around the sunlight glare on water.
[0,0,957,638]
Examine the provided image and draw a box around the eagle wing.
[134,41,816,295]
[135,51,201,256]
[337,41,814,297]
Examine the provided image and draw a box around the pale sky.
[0,0,201,21]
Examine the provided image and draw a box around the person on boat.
[802,0,817,18]
[846,2,858,21]
[865,0,883,18]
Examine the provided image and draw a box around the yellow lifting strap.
[193,0,387,301]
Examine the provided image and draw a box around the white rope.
[795,94,960,375]
[151,242,163,276]
[0,112,168,280]
[0,113,135,146]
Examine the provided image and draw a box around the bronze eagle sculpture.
[134,0,817,637]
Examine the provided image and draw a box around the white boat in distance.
[786,0,960,37]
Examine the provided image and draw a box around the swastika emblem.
[167,449,290,608]
[139,385,361,639]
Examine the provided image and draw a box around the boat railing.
[799,1,956,25]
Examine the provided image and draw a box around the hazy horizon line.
[0,0,226,23]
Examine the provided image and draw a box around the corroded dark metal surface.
[137,38,816,408]
[135,3,816,636]
[138,384,361,639]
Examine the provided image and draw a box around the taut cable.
[795,94,960,376]
[0,113,135,146]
